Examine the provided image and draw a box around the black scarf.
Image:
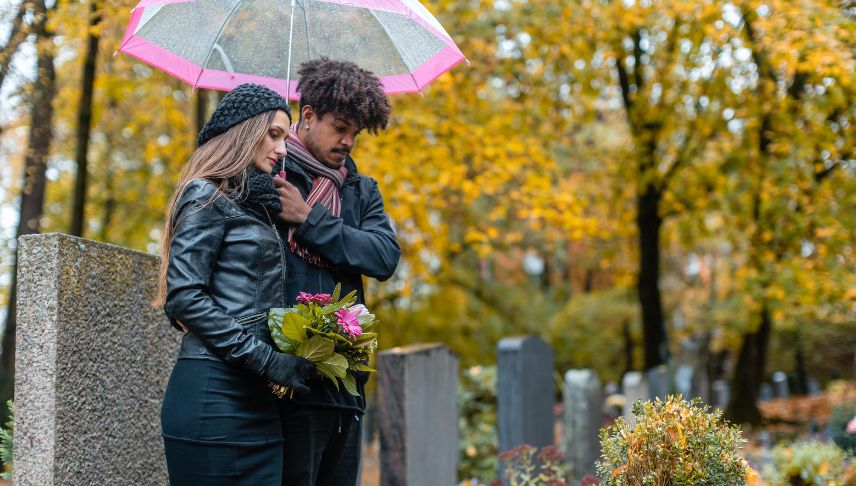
[238,167,282,222]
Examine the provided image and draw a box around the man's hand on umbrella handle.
[273,176,311,224]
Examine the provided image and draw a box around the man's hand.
[274,175,312,224]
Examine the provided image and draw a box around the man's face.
[300,108,360,169]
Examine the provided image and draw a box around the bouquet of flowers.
[267,283,378,398]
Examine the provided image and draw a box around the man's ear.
[300,105,315,125]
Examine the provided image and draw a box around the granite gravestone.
[377,343,458,486]
[562,369,602,479]
[497,336,555,454]
[712,379,730,409]
[14,234,181,485]
[621,371,648,427]
[646,365,671,400]
[772,371,790,399]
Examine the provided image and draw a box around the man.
[273,58,400,485]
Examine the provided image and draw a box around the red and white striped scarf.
[286,123,348,267]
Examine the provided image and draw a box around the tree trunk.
[195,88,208,136]
[0,0,31,93]
[637,182,667,369]
[70,0,101,237]
[623,319,634,376]
[99,154,116,242]
[793,331,808,395]
[0,0,57,406]
[726,302,772,424]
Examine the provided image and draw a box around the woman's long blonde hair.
[153,110,280,307]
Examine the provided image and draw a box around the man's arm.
[295,179,400,280]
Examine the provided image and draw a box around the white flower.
[350,304,369,317]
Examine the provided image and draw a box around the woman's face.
[253,110,290,173]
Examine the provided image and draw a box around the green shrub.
[829,402,856,457]
[458,365,498,482]
[763,439,855,485]
[596,395,752,486]
[0,399,12,480]
[494,444,570,486]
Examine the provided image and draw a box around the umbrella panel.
[134,0,447,81]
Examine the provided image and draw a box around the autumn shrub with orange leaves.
[763,440,856,485]
[596,395,755,485]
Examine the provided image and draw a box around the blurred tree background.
[0,0,854,427]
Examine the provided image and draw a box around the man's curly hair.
[297,58,391,133]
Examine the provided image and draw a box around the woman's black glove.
[263,352,316,394]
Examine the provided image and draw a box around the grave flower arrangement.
[267,284,378,398]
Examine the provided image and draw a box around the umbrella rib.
[300,0,312,59]
[366,8,421,92]
[194,0,244,90]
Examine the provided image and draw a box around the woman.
[154,83,314,484]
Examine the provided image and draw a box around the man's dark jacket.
[277,155,400,413]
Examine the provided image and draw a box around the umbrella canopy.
[117,0,465,98]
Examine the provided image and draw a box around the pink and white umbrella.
[117,0,465,99]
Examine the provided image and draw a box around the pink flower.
[847,416,856,435]
[335,308,363,338]
[350,304,369,317]
[313,293,332,305]
[296,292,333,305]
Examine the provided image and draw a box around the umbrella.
[117,0,465,99]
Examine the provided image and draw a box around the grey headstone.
[806,377,820,396]
[562,369,601,479]
[646,365,671,400]
[712,379,730,409]
[497,336,555,453]
[674,365,694,398]
[377,343,458,486]
[604,381,619,397]
[759,382,774,401]
[621,371,648,427]
[14,234,181,485]
[772,371,789,399]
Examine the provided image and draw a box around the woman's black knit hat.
[197,83,291,146]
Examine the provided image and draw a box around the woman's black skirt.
[161,358,283,485]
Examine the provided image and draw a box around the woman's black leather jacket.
[164,178,303,384]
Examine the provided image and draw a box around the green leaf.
[268,308,296,353]
[296,335,334,361]
[268,307,286,326]
[342,372,359,396]
[352,363,376,373]
[331,283,342,303]
[357,314,376,325]
[320,301,349,315]
[359,317,378,332]
[352,332,377,347]
[281,310,310,343]
[271,330,295,354]
[341,290,358,304]
[309,328,352,345]
[315,352,348,379]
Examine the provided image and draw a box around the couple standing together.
[152,59,401,485]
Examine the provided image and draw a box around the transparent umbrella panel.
[122,0,462,97]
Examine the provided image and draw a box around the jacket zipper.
[262,207,288,307]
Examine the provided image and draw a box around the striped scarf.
[286,123,348,267]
